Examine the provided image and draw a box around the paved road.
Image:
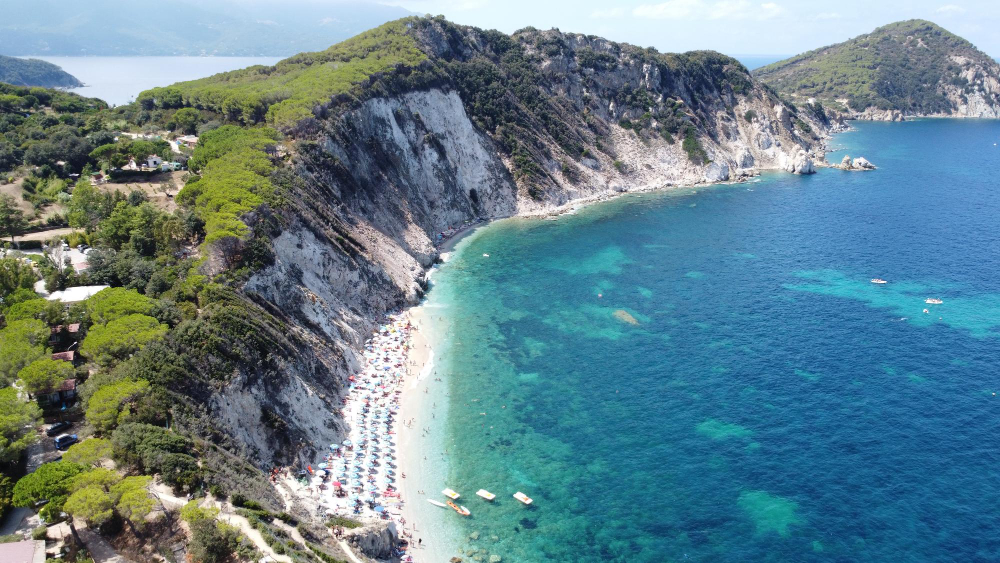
[79,527,129,563]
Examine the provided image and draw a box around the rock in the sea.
[852,157,876,170]
[490,555,503,563]
[704,161,730,182]
[840,155,852,168]
[785,150,815,175]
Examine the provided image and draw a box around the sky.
[365,0,1000,56]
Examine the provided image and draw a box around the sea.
[26,56,282,106]
[416,119,1000,562]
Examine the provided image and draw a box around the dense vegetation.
[136,19,427,129]
[0,55,81,88]
[755,20,999,113]
[0,84,108,176]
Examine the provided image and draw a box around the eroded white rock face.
[783,149,815,174]
[852,157,876,169]
[704,162,731,182]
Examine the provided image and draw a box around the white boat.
[442,488,461,500]
[925,298,943,304]
[427,499,447,508]
[870,278,888,284]
[476,489,496,501]
[513,491,533,505]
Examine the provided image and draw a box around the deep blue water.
[424,119,1000,562]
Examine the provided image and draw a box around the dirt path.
[338,540,366,563]
[18,227,79,242]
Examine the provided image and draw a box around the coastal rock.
[784,149,816,175]
[703,162,730,182]
[840,155,852,168]
[344,521,398,560]
[852,157,876,170]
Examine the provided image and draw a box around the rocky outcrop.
[782,149,816,174]
[344,521,398,559]
[832,154,877,171]
[856,108,905,122]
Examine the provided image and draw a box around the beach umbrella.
[333,481,342,488]
[374,506,385,513]
[342,440,352,447]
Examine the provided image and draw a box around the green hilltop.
[0,54,82,89]
[754,20,1000,114]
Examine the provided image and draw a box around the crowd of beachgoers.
[279,313,419,560]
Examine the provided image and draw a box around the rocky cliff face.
[199,16,837,482]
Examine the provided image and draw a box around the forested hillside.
[755,20,1000,118]
[0,55,81,88]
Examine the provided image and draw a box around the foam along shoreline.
[397,304,459,562]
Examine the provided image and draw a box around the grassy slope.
[754,20,993,112]
[0,55,81,88]
[137,18,427,129]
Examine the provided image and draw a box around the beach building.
[37,378,78,409]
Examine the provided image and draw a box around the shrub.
[681,126,709,165]
[744,110,757,122]
[32,525,47,540]
[188,519,239,563]
[325,515,362,529]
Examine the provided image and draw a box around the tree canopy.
[85,378,150,434]
[18,357,75,395]
[81,314,166,368]
[0,318,50,387]
[0,387,41,463]
[86,287,156,325]
[63,438,114,466]
[12,460,87,520]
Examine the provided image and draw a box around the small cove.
[417,119,1000,562]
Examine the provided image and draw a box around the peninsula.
[755,20,1000,120]
[0,54,81,88]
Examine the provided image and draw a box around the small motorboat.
[925,298,943,304]
[476,489,496,501]
[870,278,888,284]
[447,501,471,516]
[442,488,461,500]
[513,492,533,505]
[427,499,447,508]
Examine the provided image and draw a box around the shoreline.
[287,127,859,559]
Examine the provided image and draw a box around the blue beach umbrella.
[374,506,385,513]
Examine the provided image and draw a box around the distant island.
[0,54,81,88]
[0,0,411,56]
[755,20,1000,120]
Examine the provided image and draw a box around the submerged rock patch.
[738,490,801,537]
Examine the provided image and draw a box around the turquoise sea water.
[422,119,1000,562]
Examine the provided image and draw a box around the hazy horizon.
[2,1,997,60]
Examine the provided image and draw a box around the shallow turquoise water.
[424,119,1000,562]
